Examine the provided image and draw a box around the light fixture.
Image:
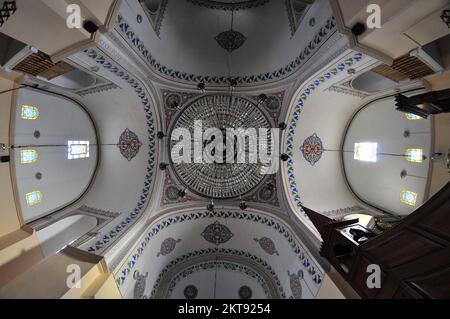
[279,122,287,130]
[281,154,290,162]
[207,199,215,212]
[157,132,166,139]
[178,188,187,198]
[239,201,247,211]
[229,78,237,90]
[354,143,378,162]
[159,163,168,170]
[197,82,206,92]
[1,156,10,163]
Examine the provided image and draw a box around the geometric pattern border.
[185,0,270,11]
[115,211,324,291]
[116,14,337,85]
[84,48,157,253]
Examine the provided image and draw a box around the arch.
[12,87,99,223]
[113,208,325,299]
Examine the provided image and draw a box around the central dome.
[169,94,272,199]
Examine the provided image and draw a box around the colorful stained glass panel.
[21,105,40,120]
[26,190,43,206]
[400,190,417,206]
[20,149,38,164]
[354,143,378,162]
[405,113,422,120]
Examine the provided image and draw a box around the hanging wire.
[213,256,219,299]
[323,149,422,159]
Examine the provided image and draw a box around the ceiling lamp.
[197,82,206,92]
[207,199,215,212]
[178,188,187,198]
[214,0,247,53]
[281,154,290,162]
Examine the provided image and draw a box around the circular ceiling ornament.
[185,0,270,11]
[264,95,280,111]
[117,128,143,162]
[238,286,253,299]
[183,285,198,299]
[300,133,323,166]
[165,186,181,201]
[169,94,272,199]
[165,93,182,109]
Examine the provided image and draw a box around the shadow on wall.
[36,215,98,257]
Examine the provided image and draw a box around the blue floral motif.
[300,133,323,166]
[84,48,156,253]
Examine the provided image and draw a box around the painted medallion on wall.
[184,285,198,299]
[300,133,323,166]
[133,270,149,299]
[254,237,279,256]
[157,237,182,257]
[201,221,234,245]
[215,30,247,52]
[117,128,142,161]
[288,270,303,299]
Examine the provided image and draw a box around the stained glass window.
[20,149,38,164]
[26,190,43,206]
[400,190,417,207]
[20,105,40,120]
[354,143,378,162]
[405,113,422,120]
[405,148,424,163]
[67,141,89,160]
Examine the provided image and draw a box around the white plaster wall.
[290,89,362,213]
[14,88,98,222]
[281,50,378,239]
[36,214,98,257]
[343,95,432,215]
[114,209,325,299]
[76,88,151,215]
[119,0,333,78]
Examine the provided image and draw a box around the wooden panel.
[366,231,443,269]
[372,64,409,82]
[348,256,385,298]
[407,266,450,298]
[393,284,425,299]
[416,200,450,241]
[12,52,54,77]
[37,61,74,80]
[391,55,434,80]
